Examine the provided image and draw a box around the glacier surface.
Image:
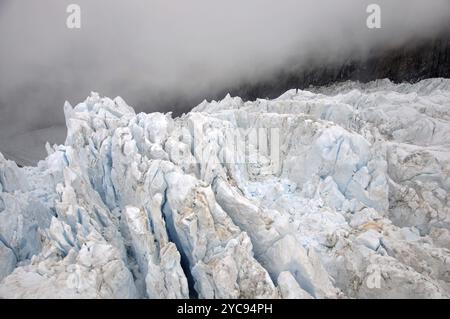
[0,78,449,299]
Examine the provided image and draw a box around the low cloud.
[0,0,449,138]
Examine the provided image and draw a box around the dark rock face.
[145,33,450,118]
[165,33,450,116]
[221,34,450,101]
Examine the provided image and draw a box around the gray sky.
[0,0,449,139]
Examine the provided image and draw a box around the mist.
[0,0,449,143]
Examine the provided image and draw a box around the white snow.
[0,78,449,298]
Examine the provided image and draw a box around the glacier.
[0,78,449,299]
